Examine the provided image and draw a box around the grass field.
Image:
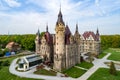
[63,66,86,78]
[0,67,40,80]
[105,48,120,61]
[34,69,56,76]
[88,68,120,80]
[76,61,93,69]
[98,48,120,61]
[98,52,107,59]
[0,55,41,80]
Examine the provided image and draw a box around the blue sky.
[0,0,120,35]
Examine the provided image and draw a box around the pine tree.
[109,61,117,75]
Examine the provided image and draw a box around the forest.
[101,35,120,50]
[0,34,120,52]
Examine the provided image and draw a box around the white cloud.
[0,0,10,10]
[0,11,57,34]
[4,0,21,7]
[0,0,120,35]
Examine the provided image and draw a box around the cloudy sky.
[0,0,120,35]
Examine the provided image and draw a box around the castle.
[35,9,100,72]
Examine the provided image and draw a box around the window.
[19,64,23,68]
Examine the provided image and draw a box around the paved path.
[78,53,111,80]
[9,58,75,80]
[9,53,119,80]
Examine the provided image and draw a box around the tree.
[0,61,2,70]
[0,49,4,57]
[3,48,9,55]
[21,35,35,51]
[0,61,3,66]
[40,32,45,37]
[1,60,10,66]
[109,61,117,75]
[101,35,120,50]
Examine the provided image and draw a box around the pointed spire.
[36,29,40,36]
[96,28,100,41]
[76,23,78,32]
[96,28,99,35]
[56,7,65,25]
[36,29,41,44]
[58,2,62,17]
[46,23,48,32]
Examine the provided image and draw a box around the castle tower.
[54,9,66,71]
[74,24,81,63]
[35,29,41,54]
[96,28,100,41]
[74,23,80,44]
[95,28,101,55]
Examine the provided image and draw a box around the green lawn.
[98,48,120,61]
[0,55,42,80]
[106,48,120,61]
[34,69,56,76]
[88,68,120,80]
[63,66,86,78]
[98,52,107,59]
[98,48,111,59]
[0,67,40,80]
[76,61,93,69]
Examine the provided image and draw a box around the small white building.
[18,54,43,71]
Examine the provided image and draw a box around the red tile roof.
[65,25,71,44]
[83,31,97,40]
[44,31,53,44]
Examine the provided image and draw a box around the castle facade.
[35,10,100,71]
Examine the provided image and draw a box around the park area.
[0,48,120,80]
[88,48,120,80]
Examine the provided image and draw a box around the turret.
[96,28,99,35]
[75,23,78,33]
[35,29,40,44]
[35,29,41,54]
[45,24,52,44]
[56,8,65,26]
[54,8,66,71]
[74,23,80,44]
[46,24,48,32]
[96,28,100,41]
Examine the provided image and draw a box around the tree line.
[0,34,36,51]
[101,35,120,50]
[0,34,120,51]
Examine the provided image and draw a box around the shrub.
[0,49,4,57]
[109,61,117,75]
[3,48,9,54]
[2,60,10,66]
[0,61,3,66]
[0,66,2,70]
